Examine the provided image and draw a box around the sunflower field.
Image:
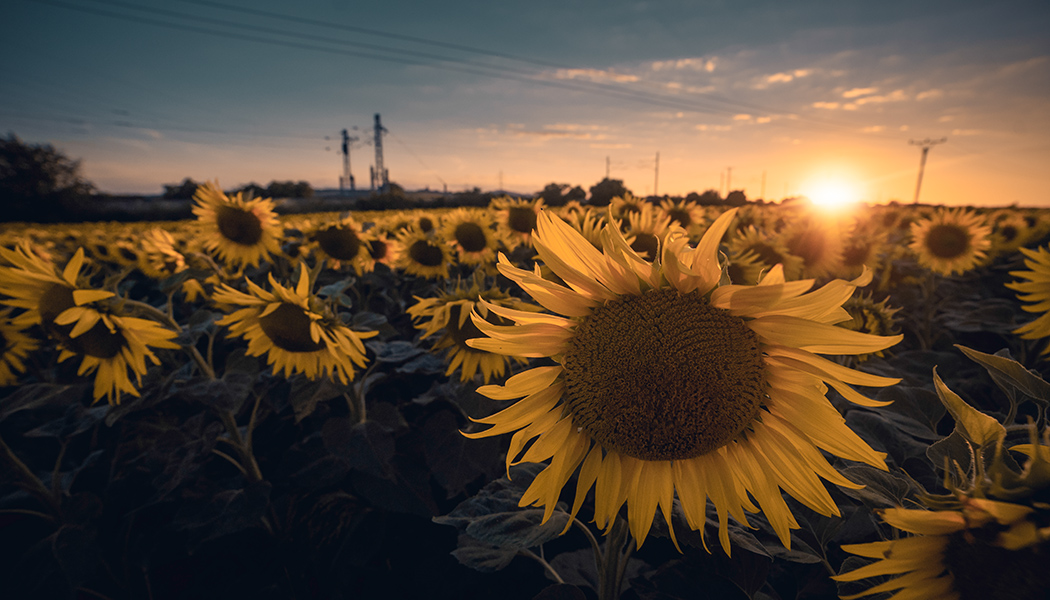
[1,182,1048,600]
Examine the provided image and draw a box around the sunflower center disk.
[314,226,361,260]
[408,240,445,267]
[454,222,489,253]
[562,288,765,461]
[368,239,387,260]
[258,303,326,353]
[630,233,659,261]
[38,284,125,359]
[216,205,264,246]
[507,207,537,234]
[926,223,970,258]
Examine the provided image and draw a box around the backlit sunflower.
[138,228,187,280]
[0,244,179,404]
[609,193,647,225]
[728,225,804,281]
[393,225,452,279]
[0,307,39,386]
[1006,245,1050,355]
[838,293,901,363]
[563,208,607,250]
[657,197,706,240]
[407,273,538,383]
[306,215,369,273]
[438,208,499,266]
[908,207,991,276]
[491,196,544,250]
[192,181,283,269]
[465,209,902,553]
[779,216,845,279]
[618,203,675,262]
[212,263,376,383]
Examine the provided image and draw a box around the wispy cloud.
[861,125,886,133]
[553,68,639,83]
[650,57,717,72]
[751,68,813,89]
[842,87,877,98]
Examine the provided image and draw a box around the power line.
[25,0,901,140]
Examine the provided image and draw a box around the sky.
[3,0,1049,207]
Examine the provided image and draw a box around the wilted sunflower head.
[191,180,283,269]
[464,208,902,553]
[908,207,992,276]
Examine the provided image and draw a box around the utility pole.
[340,129,359,193]
[371,113,388,192]
[909,138,947,204]
[653,152,660,197]
[605,156,611,180]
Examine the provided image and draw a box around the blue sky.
[3,0,1049,206]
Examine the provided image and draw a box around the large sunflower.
[0,307,39,386]
[408,274,538,383]
[465,209,902,553]
[191,181,283,270]
[908,207,992,276]
[1006,244,1050,355]
[0,244,179,404]
[212,263,376,383]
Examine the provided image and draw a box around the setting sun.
[805,179,862,210]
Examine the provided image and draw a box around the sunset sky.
[3,0,1049,206]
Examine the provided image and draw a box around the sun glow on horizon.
[803,178,863,212]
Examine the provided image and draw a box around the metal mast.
[371,113,388,191]
[340,129,358,192]
[909,138,947,204]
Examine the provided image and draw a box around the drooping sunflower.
[838,293,901,363]
[0,307,39,386]
[393,225,453,279]
[138,228,187,280]
[407,273,539,383]
[0,244,179,404]
[1006,244,1050,355]
[465,209,902,553]
[211,262,376,383]
[305,215,369,273]
[908,207,992,276]
[438,208,499,266]
[191,181,283,270]
[491,196,544,250]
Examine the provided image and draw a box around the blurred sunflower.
[779,216,845,279]
[1006,245,1050,354]
[618,203,675,262]
[838,293,901,362]
[491,196,543,250]
[0,307,39,386]
[393,225,453,279]
[438,208,499,266]
[192,181,282,269]
[728,225,804,281]
[908,207,991,276]
[658,197,706,240]
[564,208,607,250]
[0,244,179,404]
[839,224,889,280]
[608,193,648,226]
[138,228,187,280]
[408,274,539,383]
[988,210,1032,257]
[306,215,369,272]
[361,231,398,272]
[465,209,901,553]
[212,263,376,383]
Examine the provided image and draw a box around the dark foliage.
[0,133,96,222]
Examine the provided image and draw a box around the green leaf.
[837,464,923,509]
[955,344,1050,407]
[449,534,518,572]
[465,509,569,549]
[932,367,1005,448]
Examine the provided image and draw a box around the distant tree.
[565,185,586,203]
[0,133,95,222]
[537,183,570,206]
[588,178,630,206]
[266,180,315,198]
[695,189,723,205]
[162,177,201,199]
[235,182,267,198]
[725,190,747,206]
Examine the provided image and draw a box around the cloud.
[696,124,732,132]
[542,123,608,132]
[479,123,611,141]
[854,89,908,105]
[812,101,840,110]
[938,115,954,123]
[554,68,639,83]
[916,89,944,101]
[755,116,772,124]
[752,68,813,89]
[650,57,717,72]
[861,125,886,133]
[733,114,752,121]
[951,128,982,136]
[842,87,877,98]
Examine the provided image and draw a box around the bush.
[0,133,96,222]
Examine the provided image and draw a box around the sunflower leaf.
[932,366,1006,449]
[837,465,923,508]
[955,344,1050,407]
[449,534,518,573]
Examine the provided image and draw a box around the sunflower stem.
[122,298,216,379]
[519,548,565,584]
[0,432,62,518]
[598,516,631,600]
[572,516,603,575]
[50,439,68,496]
[219,411,263,482]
